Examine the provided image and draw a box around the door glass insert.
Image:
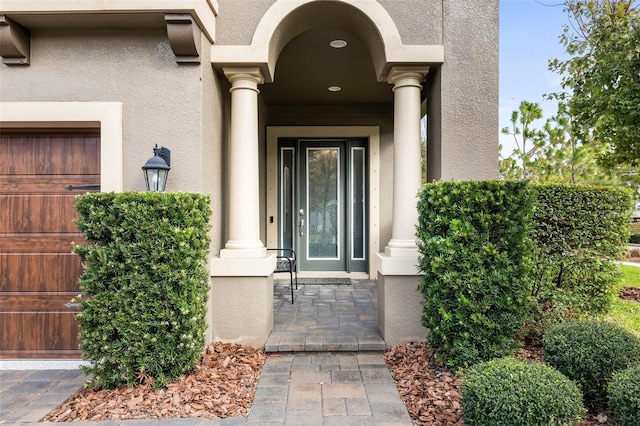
[306,148,340,259]
[351,147,366,260]
[280,148,295,251]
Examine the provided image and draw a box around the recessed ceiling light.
[328,86,342,92]
[329,39,347,49]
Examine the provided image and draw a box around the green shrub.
[629,233,640,244]
[608,364,640,426]
[73,192,212,389]
[417,180,534,369]
[527,184,630,341]
[543,321,640,410]
[462,357,585,426]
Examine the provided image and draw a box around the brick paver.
[265,280,386,352]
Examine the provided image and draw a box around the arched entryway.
[210,0,441,347]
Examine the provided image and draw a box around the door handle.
[299,209,304,236]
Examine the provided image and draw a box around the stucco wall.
[428,0,499,180]
[0,29,215,192]
[199,32,225,258]
[216,0,274,45]
[215,0,444,46]
[377,0,442,45]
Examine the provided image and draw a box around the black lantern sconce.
[142,144,171,192]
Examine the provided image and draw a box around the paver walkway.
[265,279,386,352]
[247,352,411,425]
[0,280,412,425]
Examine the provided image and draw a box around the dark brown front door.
[0,131,100,359]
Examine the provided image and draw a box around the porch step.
[265,334,386,352]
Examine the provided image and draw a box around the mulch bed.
[45,303,640,424]
[44,343,266,422]
[620,286,640,302]
[383,341,612,426]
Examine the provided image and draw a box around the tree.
[549,0,640,168]
[501,101,546,180]
[500,101,624,185]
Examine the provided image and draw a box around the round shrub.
[608,364,640,426]
[543,321,640,410]
[462,357,584,426]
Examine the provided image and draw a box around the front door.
[279,138,367,273]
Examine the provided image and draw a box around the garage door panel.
[0,195,80,233]
[0,312,80,357]
[0,293,80,312]
[0,234,83,253]
[0,135,100,175]
[0,175,100,194]
[0,254,83,292]
[0,132,99,359]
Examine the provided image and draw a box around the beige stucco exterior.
[0,0,499,354]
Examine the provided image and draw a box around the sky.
[499,0,571,155]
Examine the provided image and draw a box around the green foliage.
[629,234,640,244]
[417,181,534,370]
[501,101,545,180]
[500,101,625,185]
[73,192,212,389]
[550,0,640,168]
[526,184,630,339]
[605,265,640,337]
[462,357,585,426]
[543,321,640,410]
[608,364,640,426]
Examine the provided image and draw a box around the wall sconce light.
[142,144,171,192]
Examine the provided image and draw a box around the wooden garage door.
[0,131,100,359]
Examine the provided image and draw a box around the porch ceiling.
[259,28,392,106]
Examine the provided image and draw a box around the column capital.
[223,66,264,86]
[387,65,430,86]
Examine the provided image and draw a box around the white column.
[385,66,429,258]
[220,67,265,258]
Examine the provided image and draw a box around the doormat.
[297,278,351,285]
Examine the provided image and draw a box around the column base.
[209,254,277,348]
[220,243,266,258]
[209,275,274,348]
[377,273,427,347]
[211,253,276,276]
[376,251,420,276]
[376,251,426,346]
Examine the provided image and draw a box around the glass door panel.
[280,148,295,251]
[306,148,340,259]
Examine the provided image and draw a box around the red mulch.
[384,342,463,425]
[383,341,612,426]
[44,343,266,422]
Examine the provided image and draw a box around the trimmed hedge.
[462,357,585,426]
[543,321,640,410]
[608,364,640,426]
[417,181,534,369]
[73,192,212,389]
[527,184,630,340]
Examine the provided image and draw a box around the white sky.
[499,0,570,155]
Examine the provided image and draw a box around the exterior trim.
[266,126,380,279]
[165,13,201,63]
[0,16,29,65]
[0,0,218,43]
[0,102,123,192]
